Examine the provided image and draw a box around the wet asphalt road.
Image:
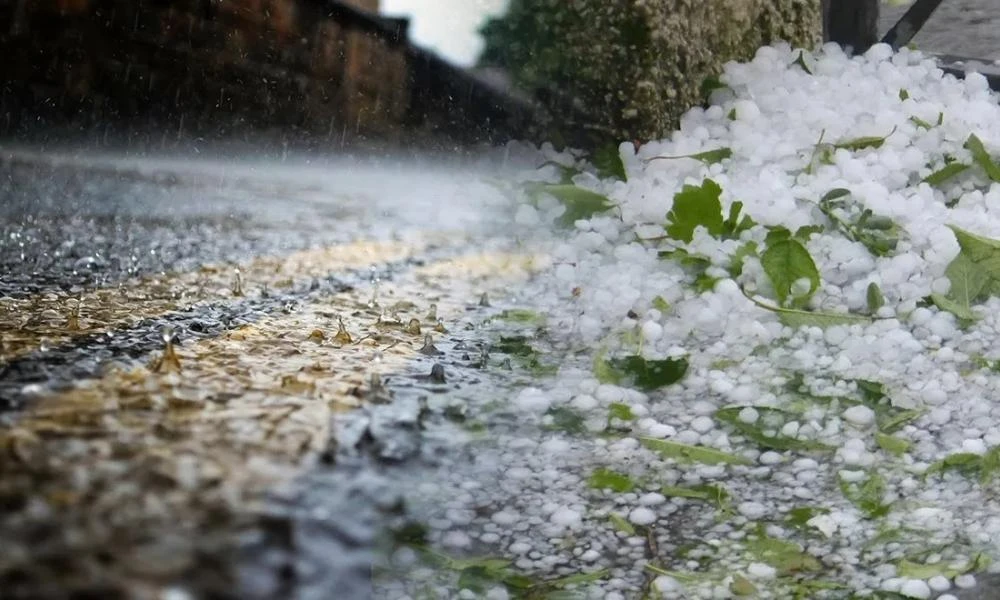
[880,0,1000,61]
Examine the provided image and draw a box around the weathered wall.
[0,0,414,144]
[526,0,822,146]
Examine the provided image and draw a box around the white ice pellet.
[515,388,551,413]
[842,405,876,428]
[927,575,950,592]
[629,507,658,526]
[898,579,931,599]
[737,502,767,519]
[955,574,976,588]
[738,407,759,424]
[690,416,715,433]
[746,562,777,579]
[550,508,582,527]
[962,438,987,455]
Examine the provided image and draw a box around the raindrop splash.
[404,318,421,335]
[153,325,182,373]
[418,334,441,356]
[232,267,244,297]
[334,316,352,344]
[367,265,380,308]
[478,292,490,307]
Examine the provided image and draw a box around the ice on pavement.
[379,42,1000,599]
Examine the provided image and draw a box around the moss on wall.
[487,0,821,147]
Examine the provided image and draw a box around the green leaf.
[588,468,636,493]
[728,107,737,120]
[609,513,635,535]
[496,335,535,356]
[931,225,1000,321]
[878,409,923,434]
[592,144,627,182]
[742,289,873,328]
[544,407,587,434]
[530,184,616,227]
[822,188,852,203]
[723,200,756,238]
[700,75,727,102]
[593,354,622,385]
[924,452,983,479]
[605,355,689,391]
[791,50,813,74]
[923,162,970,186]
[640,437,752,466]
[731,574,757,596]
[817,189,901,257]
[867,282,885,313]
[897,553,992,580]
[899,88,909,101]
[981,446,1000,484]
[660,483,732,510]
[786,506,830,530]
[938,111,945,126]
[964,133,1000,182]
[651,295,671,312]
[761,239,820,307]
[909,115,933,130]
[728,241,759,278]
[653,148,733,165]
[838,470,891,519]
[746,528,822,574]
[715,406,832,452]
[834,127,896,152]
[545,569,611,589]
[608,402,636,422]
[664,179,724,243]
[875,431,911,456]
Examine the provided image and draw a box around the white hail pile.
[394,43,1000,599]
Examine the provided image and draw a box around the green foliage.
[603,355,689,391]
[651,147,734,165]
[866,282,885,313]
[786,506,830,530]
[931,225,1000,321]
[838,470,891,519]
[923,161,970,186]
[833,127,896,152]
[660,483,732,512]
[527,184,616,227]
[651,295,671,312]
[909,115,933,130]
[896,553,991,580]
[898,88,909,101]
[588,468,636,493]
[761,239,820,308]
[817,189,900,257]
[641,437,752,466]
[715,406,832,452]
[609,513,636,535]
[608,402,636,422]
[791,50,812,74]
[745,526,822,574]
[923,446,1000,483]
[665,179,725,243]
[875,431,911,456]
[964,133,1000,182]
[592,144,627,181]
[544,407,587,434]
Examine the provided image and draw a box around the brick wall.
[0,0,412,143]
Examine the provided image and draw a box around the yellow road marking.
[0,248,544,595]
[0,238,441,363]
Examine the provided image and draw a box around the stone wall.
[497,0,823,147]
